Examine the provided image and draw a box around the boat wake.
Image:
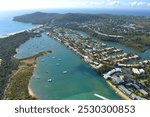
[94,93,109,100]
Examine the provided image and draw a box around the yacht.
[58,58,62,61]
[35,76,40,79]
[63,71,68,74]
[48,79,52,82]
[56,63,60,66]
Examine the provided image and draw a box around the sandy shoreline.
[28,84,37,98]
[23,51,52,99]
[106,81,131,100]
[3,50,51,99]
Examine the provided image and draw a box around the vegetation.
[14,12,150,52]
[4,66,35,100]
[14,12,60,24]
[3,50,51,99]
[97,64,113,74]
[0,31,34,99]
[145,65,150,84]
[14,12,102,24]
[123,36,150,51]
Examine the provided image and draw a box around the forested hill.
[13,12,60,24]
[0,32,34,99]
[13,12,120,24]
[13,12,150,51]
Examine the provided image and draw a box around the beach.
[106,81,131,100]
[28,85,37,98]
[4,50,51,99]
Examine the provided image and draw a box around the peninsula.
[0,31,35,99]
[4,50,51,100]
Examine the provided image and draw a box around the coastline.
[0,30,26,39]
[27,61,37,99]
[0,26,38,39]
[28,84,37,98]
[106,81,131,100]
[4,50,51,100]
[21,50,52,99]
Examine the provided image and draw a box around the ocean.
[0,8,150,36]
[0,9,150,100]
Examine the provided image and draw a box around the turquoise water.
[16,32,150,100]
[0,11,34,37]
[0,9,150,37]
[16,34,122,100]
[1,9,150,100]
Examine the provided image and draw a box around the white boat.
[41,59,45,62]
[58,59,62,61]
[56,63,60,66]
[35,76,40,79]
[63,71,67,74]
[48,79,52,82]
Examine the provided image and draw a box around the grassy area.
[124,42,145,51]
[97,64,113,74]
[4,50,51,100]
[0,31,35,99]
[4,65,36,100]
[123,36,150,51]
[142,36,150,45]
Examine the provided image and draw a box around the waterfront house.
[130,93,146,100]
[132,83,140,89]
[118,85,132,95]
[132,68,145,75]
[139,89,148,97]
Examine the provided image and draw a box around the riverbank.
[106,81,131,100]
[0,31,37,99]
[123,41,148,52]
[28,84,37,98]
[4,50,51,100]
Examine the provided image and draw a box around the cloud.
[108,0,120,6]
[131,1,150,7]
[85,0,120,8]
[0,0,150,11]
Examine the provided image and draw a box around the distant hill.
[13,12,60,24]
[13,12,150,51]
[13,12,117,24]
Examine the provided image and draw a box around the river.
[16,33,123,100]
[16,31,150,100]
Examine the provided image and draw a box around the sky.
[0,0,150,11]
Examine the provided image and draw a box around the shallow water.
[16,34,122,100]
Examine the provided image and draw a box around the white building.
[132,68,145,75]
[103,68,122,79]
